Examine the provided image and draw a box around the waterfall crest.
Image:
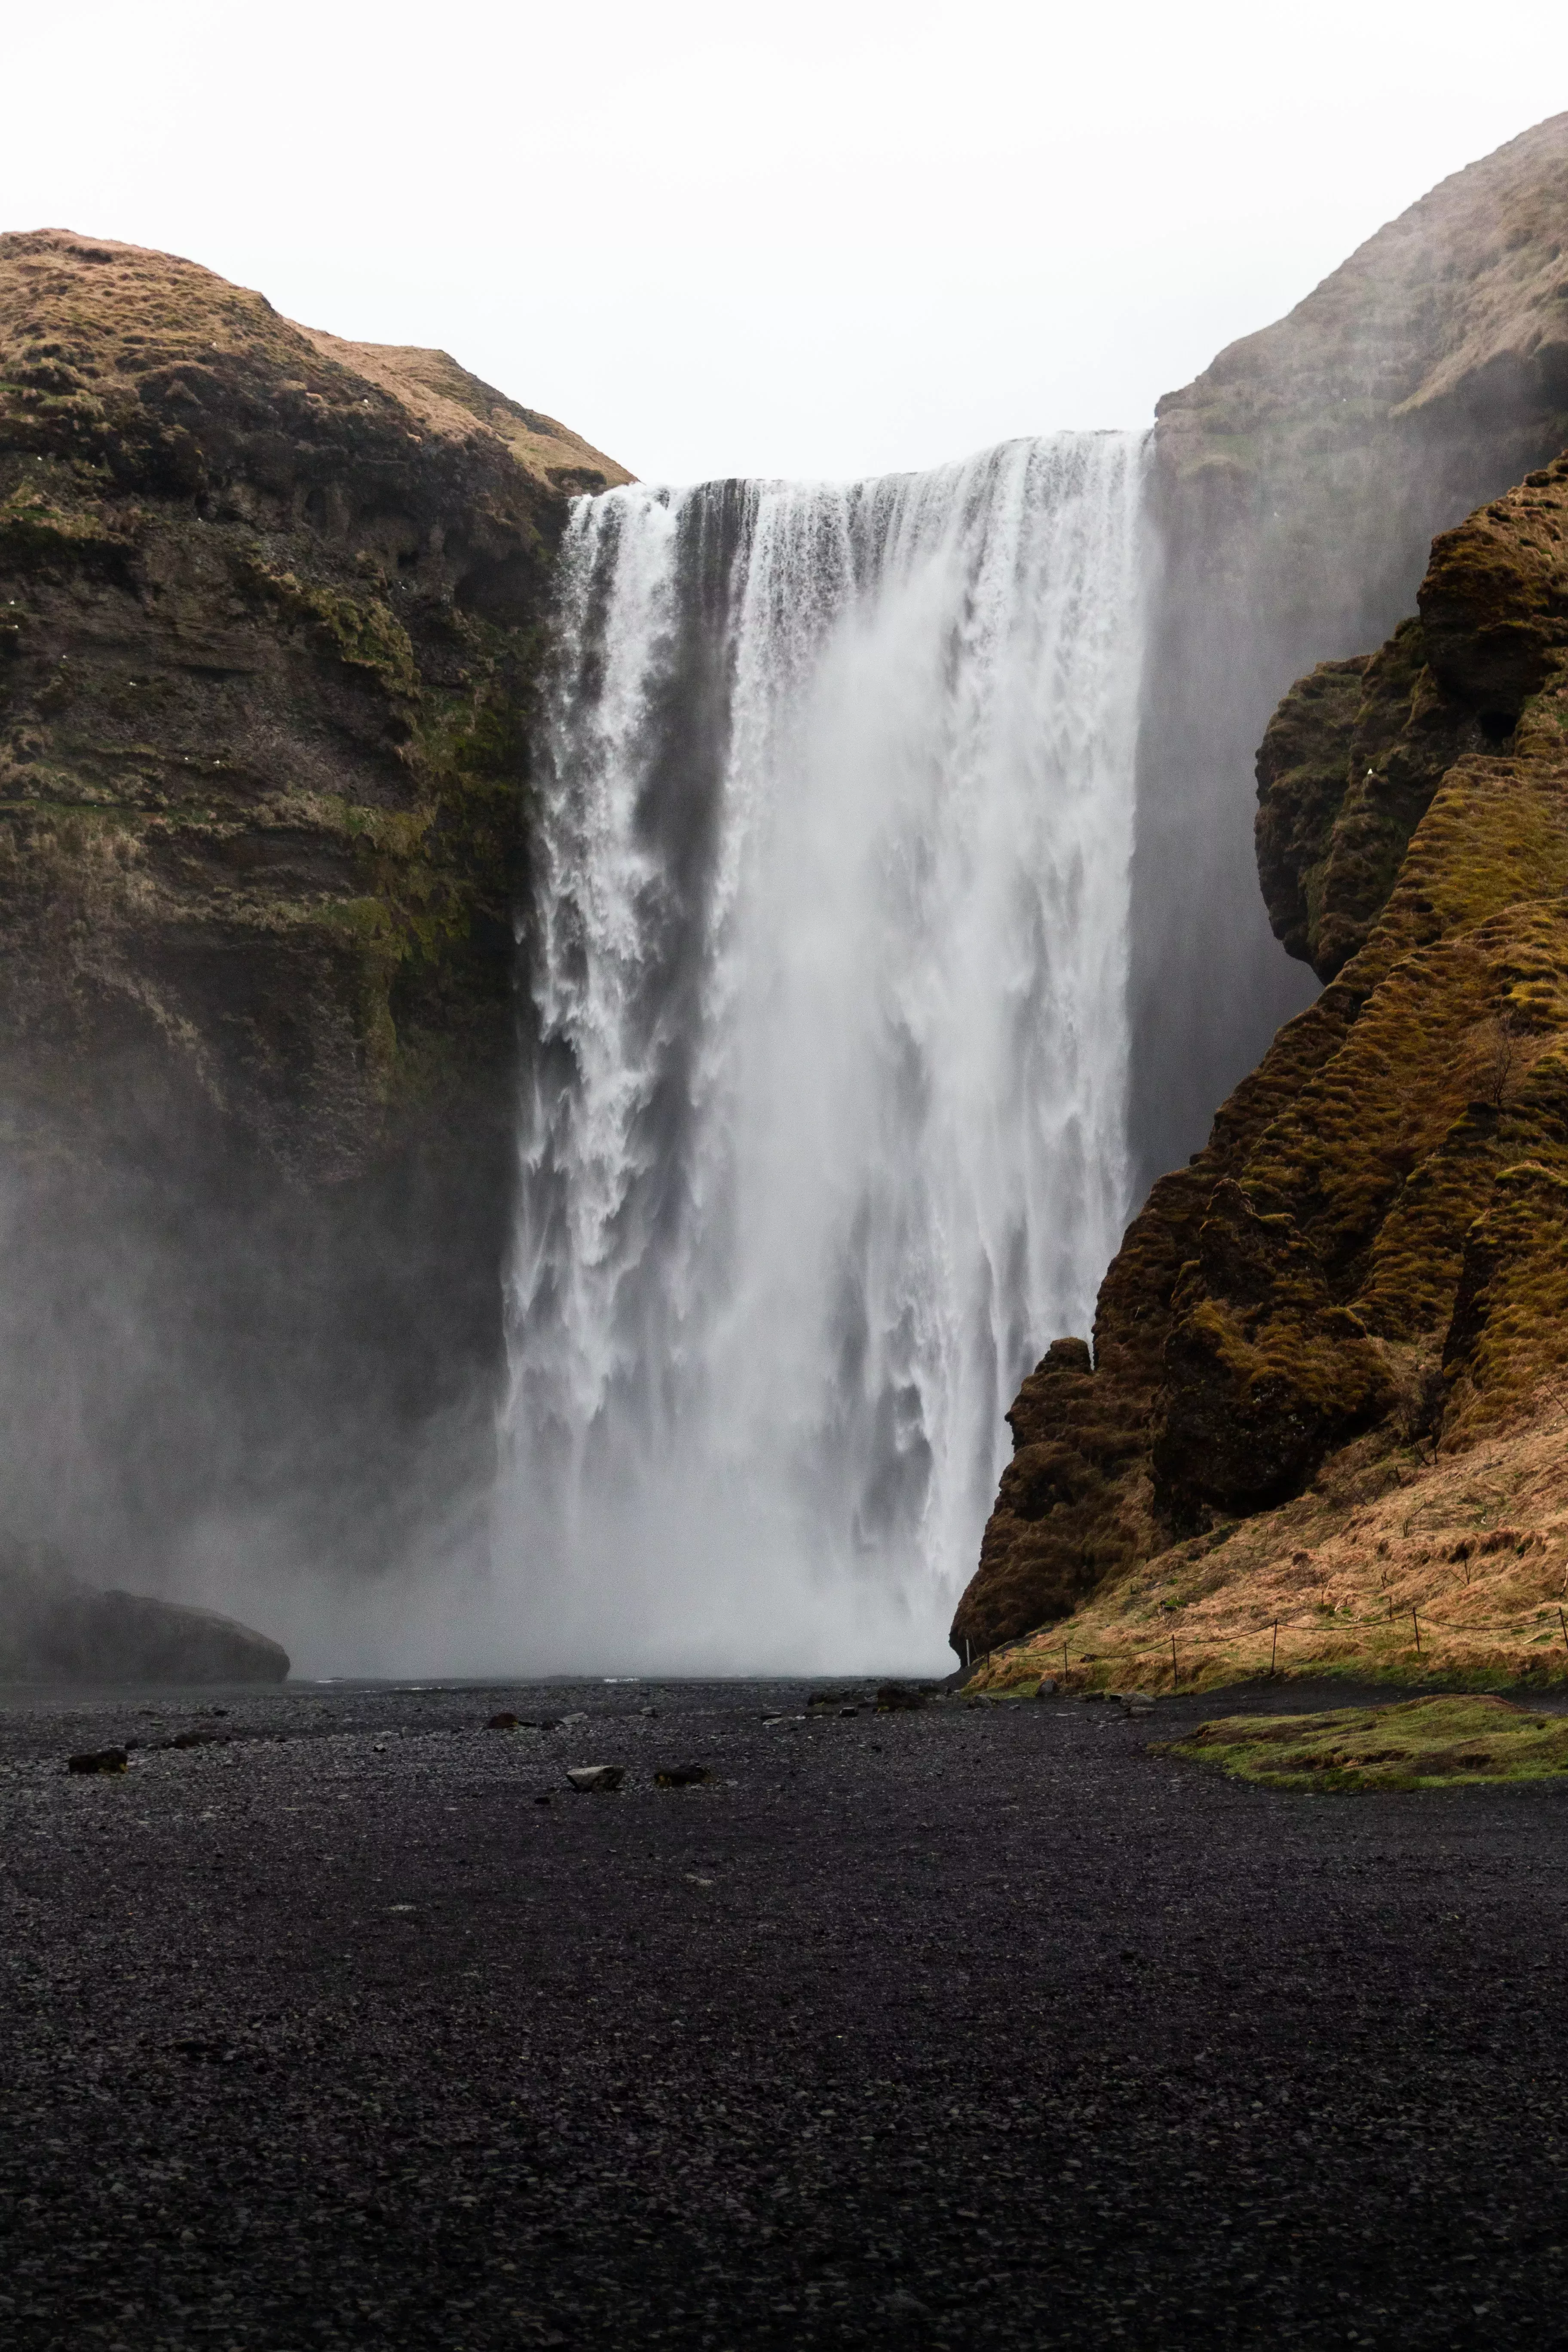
[499,433,1148,1671]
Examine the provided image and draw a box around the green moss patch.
[243,562,419,698]
[1163,1693,1568,1791]
[0,483,125,563]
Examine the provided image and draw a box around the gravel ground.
[2,1674,1566,2351]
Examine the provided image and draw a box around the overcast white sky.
[5,0,1566,484]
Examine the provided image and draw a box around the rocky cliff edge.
[956,443,1568,1693]
[1131,111,1568,1191]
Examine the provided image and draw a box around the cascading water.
[499,432,1148,1672]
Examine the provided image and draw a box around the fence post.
[1270,1620,1279,1676]
[1559,1606,1567,1657]
[1412,1608,1421,1656]
[1170,1632,1179,1690]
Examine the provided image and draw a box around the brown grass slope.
[955,446,1568,1690]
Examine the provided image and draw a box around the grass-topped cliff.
[956,444,1568,1696]
[0,227,627,1181]
[0,229,628,1597]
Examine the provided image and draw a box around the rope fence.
[965,1602,1568,1691]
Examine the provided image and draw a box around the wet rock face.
[0,229,629,1588]
[953,1337,1146,1657]
[956,447,1568,1656]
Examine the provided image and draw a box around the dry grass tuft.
[968,1390,1568,1698]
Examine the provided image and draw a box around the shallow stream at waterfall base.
[1,1674,1563,2348]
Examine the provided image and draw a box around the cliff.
[1132,110,1568,1194]
[0,229,628,1601]
[956,444,1568,1692]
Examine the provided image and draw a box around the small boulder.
[487,1712,520,1730]
[67,1748,128,1774]
[1035,1677,1059,1698]
[875,1683,926,1712]
[566,1764,625,1792]
[654,1764,712,1788]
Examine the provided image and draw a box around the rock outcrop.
[1133,110,1568,1193]
[0,229,628,1591]
[956,446,1568,1664]
[0,1537,288,1681]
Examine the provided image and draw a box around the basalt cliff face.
[1133,110,1568,1194]
[0,229,628,1601]
[956,447,1568,1686]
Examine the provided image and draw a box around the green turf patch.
[1161,1694,1568,1792]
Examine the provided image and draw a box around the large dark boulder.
[0,1539,288,1682]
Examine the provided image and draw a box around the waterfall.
[498,432,1148,1672]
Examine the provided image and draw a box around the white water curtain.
[499,432,1148,1672]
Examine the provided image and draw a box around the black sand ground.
[2,1675,1566,2351]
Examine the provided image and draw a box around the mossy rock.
[1162,1693,1568,1792]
